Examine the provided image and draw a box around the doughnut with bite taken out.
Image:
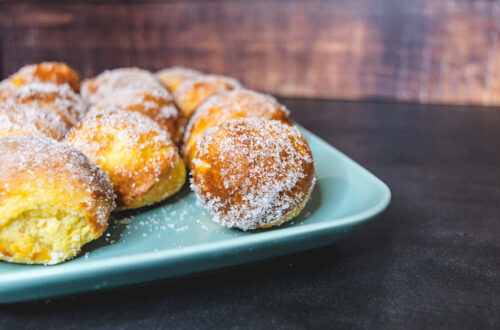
[0,136,115,265]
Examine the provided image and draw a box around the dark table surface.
[1,99,499,329]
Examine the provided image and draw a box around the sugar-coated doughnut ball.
[183,89,292,167]
[8,83,87,127]
[156,67,203,93]
[88,87,182,143]
[0,136,115,265]
[8,62,80,92]
[66,108,186,210]
[173,75,241,118]
[81,67,164,105]
[0,103,69,141]
[191,118,315,230]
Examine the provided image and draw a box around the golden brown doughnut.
[173,75,241,119]
[0,103,69,141]
[7,62,80,92]
[191,118,315,230]
[0,136,115,265]
[183,89,293,167]
[66,108,186,210]
[156,67,203,93]
[81,67,164,105]
[88,87,182,144]
[8,83,87,127]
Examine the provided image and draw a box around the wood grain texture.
[1,0,500,105]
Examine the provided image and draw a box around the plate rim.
[0,126,391,293]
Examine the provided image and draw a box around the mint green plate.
[0,127,390,304]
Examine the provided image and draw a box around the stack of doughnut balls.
[0,62,315,265]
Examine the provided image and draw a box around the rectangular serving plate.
[0,126,390,304]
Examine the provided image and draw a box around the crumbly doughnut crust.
[191,118,315,230]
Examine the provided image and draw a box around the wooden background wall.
[1,0,500,106]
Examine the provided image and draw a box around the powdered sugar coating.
[191,118,315,230]
[9,83,87,126]
[185,89,290,142]
[183,89,292,165]
[0,135,115,228]
[156,66,203,92]
[91,86,176,118]
[173,74,242,118]
[88,87,181,143]
[81,67,164,105]
[0,103,69,140]
[68,108,176,161]
[8,62,80,92]
[66,108,181,208]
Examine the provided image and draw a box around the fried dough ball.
[156,67,203,93]
[0,136,115,265]
[88,87,182,143]
[183,89,293,167]
[66,108,186,210]
[8,83,87,127]
[81,67,164,105]
[7,62,80,92]
[0,103,69,141]
[191,118,315,230]
[173,75,241,118]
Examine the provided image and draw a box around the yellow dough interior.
[0,196,96,265]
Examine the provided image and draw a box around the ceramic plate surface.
[0,126,390,303]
